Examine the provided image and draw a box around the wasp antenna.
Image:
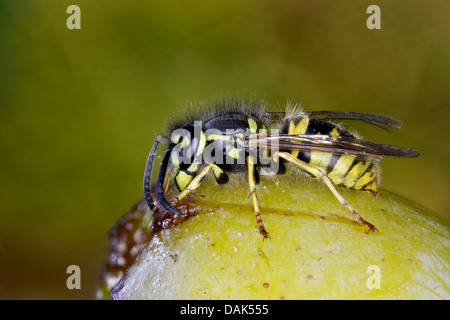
[156,145,184,215]
[143,135,170,211]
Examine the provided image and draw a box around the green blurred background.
[0,0,449,299]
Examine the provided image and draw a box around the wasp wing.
[305,111,403,130]
[247,134,420,158]
[262,111,402,131]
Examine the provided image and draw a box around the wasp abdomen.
[281,116,378,194]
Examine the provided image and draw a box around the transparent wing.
[247,133,420,158]
[262,111,402,131]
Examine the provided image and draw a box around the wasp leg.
[247,155,270,240]
[171,163,228,207]
[275,152,378,232]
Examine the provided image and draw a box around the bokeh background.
[0,0,449,299]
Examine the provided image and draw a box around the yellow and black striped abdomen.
[281,116,378,195]
[326,154,378,194]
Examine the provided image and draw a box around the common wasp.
[143,96,419,239]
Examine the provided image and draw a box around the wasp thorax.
[169,117,279,173]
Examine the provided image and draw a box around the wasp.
[143,97,419,239]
